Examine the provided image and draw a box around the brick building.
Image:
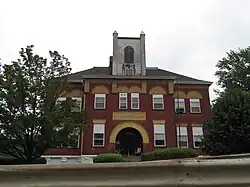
[45,31,212,159]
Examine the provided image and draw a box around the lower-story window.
[154,124,166,147]
[176,126,188,148]
[93,124,105,147]
[192,126,203,148]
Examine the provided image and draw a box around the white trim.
[152,94,164,110]
[41,155,97,158]
[131,93,139,110]
[93,124,105,147]
[189,99,201,114]
[153,124,166,147]
[56,97,66,105]
[72,97,82,112]
[119,93,127,109]
[192,126,203,148]
[176,126,188,148]
[94,94,106,109]
[77,134,81,148]
[174,98,186,113]
[57,97,66,101]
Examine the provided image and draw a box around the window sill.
[131,108,140,111]
[177,146,189,148]
[190,112,202,115]
[92,145,105,148]
[154,145,166,148]
[94,108,106,110]
[153,109,164,111]
[174,113,187,115]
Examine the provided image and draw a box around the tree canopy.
[203,89,250,155]
[0,46,85,161]
[204,46,250,155]
[215,46,250,91]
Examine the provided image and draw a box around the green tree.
[203,89,250,155]
[215,46,250,91]
[0,46,85,162]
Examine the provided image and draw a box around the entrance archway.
[115,127,143,156]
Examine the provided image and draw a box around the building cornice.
[82,75,176,80]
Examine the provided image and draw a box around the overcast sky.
[1,0,250,101]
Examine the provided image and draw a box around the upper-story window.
[119,93,127,109]
[189,99,201,113]
[94,94,106,109]
[131,93,139,109]
[124,46,134,63]
[152,94,164,110]
[56,97,82,112]
[174,98,186,114]
[56,97,66,105]
[71,97,82,112]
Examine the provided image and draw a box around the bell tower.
[111,31,146,76]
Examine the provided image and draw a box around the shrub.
[0,157,47,165]
[93,153,124,163]
[141,148,197,161]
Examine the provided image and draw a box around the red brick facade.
[45,78,211,155]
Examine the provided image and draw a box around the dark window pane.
[124,46,134,63]
[155,140,165,146]
[95,102,104,109]
[154,103,163,109]
[94,133,104,139]
[94,139,104,146]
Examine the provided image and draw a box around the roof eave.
[82,75,177,80]
[70,76,213,86]
[68,80,83,83]
[176,80,213,85]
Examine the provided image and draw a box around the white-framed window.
[93,124,105,147]
[154,124,166,147]
[72,97,82,112]
[190,99,201,113]
[94,94,106,109]
[176,126,188,148]
[174,99,186,114]
[192,126,203,148]
[119,93,127,109]
[56,97,66,105]
[131,93,139,109]
[153,94,164,110]
[68,128,81,148]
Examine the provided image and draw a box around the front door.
[116,127,143,156]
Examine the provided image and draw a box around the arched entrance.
[115,127,143,156]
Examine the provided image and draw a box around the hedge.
[0,157,47,165]
[141,148,197,161]
[93,153,124,163]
